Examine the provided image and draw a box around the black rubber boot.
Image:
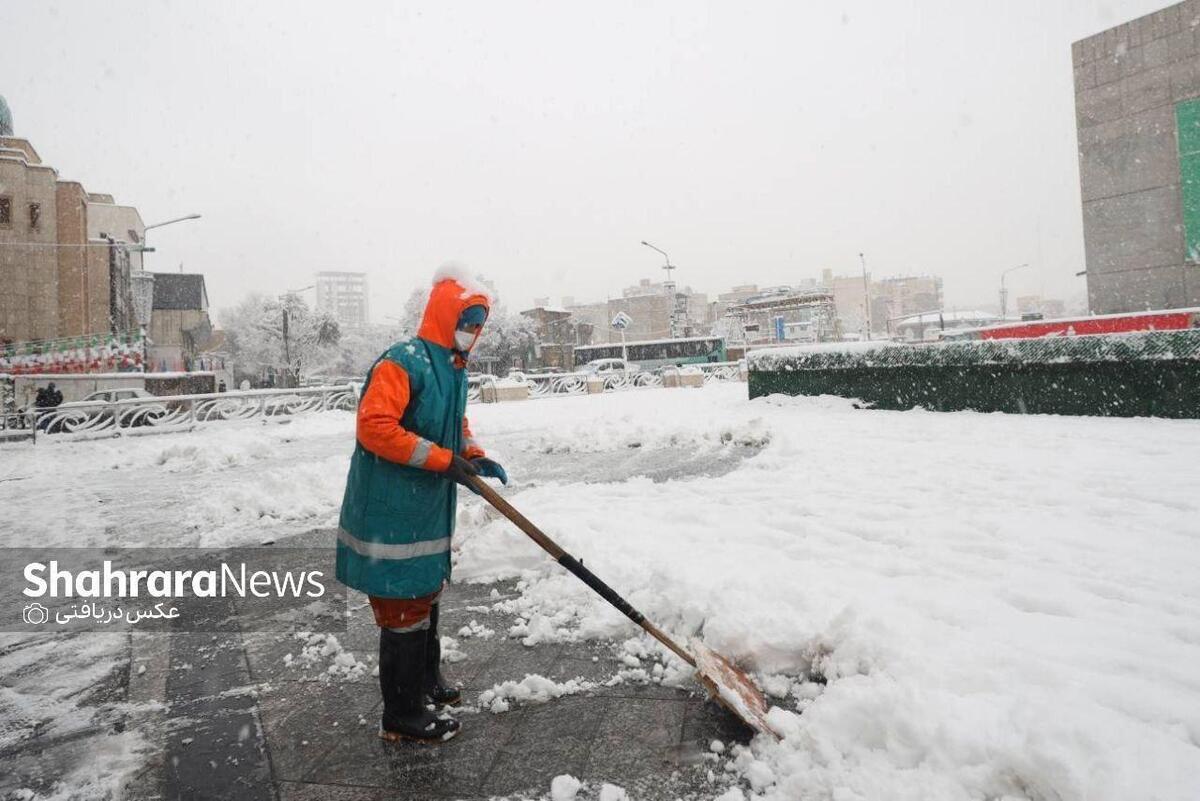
[378,627,460,744]
[424,603,462,707]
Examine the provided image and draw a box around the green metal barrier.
[747,330,1200,418]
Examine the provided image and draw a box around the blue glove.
[471,457,508,486]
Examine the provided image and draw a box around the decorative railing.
[694,360,748,383]
[2,385,358,443]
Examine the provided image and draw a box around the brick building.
[0,111,141,344]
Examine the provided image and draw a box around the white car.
[582,358,639,374]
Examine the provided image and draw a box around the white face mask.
[454,329,477,351]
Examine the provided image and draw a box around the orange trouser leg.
[369,590,441,633]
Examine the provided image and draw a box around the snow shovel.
[465,474,779,739]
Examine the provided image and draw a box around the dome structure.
[0,95,12,136]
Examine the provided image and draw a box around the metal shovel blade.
[689,639,779,739]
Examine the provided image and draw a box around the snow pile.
[545,776,628,801]
[455,619,496,639]
[439,634,467,663]
[457,383,1200,800]
[284,632,369,681]
[0,412,354,548]
[462,386,770,455]
[477,673,595,714]
[549,774,583,801]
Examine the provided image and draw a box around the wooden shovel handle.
[466,474,696,667]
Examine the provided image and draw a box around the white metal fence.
[1,361,746,443]
[1,385,358,444]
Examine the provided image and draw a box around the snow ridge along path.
[2,383,1199,799]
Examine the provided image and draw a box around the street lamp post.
[142,214,201,271]
[999,263,1029,318]
[859,252,871,340]
[641,240,683,338]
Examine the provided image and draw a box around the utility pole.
[280,285,314,388]
[642,240,684,338]
[859,252,871,340]
[1000,263,1029,318]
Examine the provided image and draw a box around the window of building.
[29,202,40,230]
[0,196,11,226]
[1176,98,1200,262]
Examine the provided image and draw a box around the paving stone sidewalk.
[115,545,754,800]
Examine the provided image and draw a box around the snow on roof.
[150,273,208,310]
[576,335,723,348]
[432,262,494,305]
[895,310,1000,326]
[746,340,900,364]
[958,306,1200,334]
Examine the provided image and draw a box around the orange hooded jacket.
[355,278,490,470]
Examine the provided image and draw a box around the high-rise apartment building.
[316,271,369,330]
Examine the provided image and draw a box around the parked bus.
[573,336,727,371]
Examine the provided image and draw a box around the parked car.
[581,358,639,374]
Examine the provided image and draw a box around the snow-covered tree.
[324,323,404,378]
[472,304,538,375]
[396,287,427,338]
[219,294,340,385]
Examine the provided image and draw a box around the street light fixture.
[142,213,201,270]
[641,240,683,338]
[999,263,1029,318]
[859,252,871,340]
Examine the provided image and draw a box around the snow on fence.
[468,360,746,402]
[747,329,1200,418]
[1,385,359,444]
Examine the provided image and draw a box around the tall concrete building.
[316,271,369,330]
[1074,1,1200,313]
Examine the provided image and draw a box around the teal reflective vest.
[335,337,468,598]
[336,276,489,598]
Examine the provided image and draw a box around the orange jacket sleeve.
[461,416,486,459]
[357,360,453,471]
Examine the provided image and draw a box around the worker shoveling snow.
[466,473,779,738]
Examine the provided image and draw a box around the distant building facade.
[725,286,837,344]
[520,306,595,370]
[316,271,369,330]
[147,273,212,372]
[872,275,943,328]
[1074,1,1200,312]
[1,129,141,344]
[1016,295,1068,319]
[565,278,710,344]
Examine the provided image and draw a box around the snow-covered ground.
[2,383,1199,800]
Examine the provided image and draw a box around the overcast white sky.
[0,1,1167,319]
